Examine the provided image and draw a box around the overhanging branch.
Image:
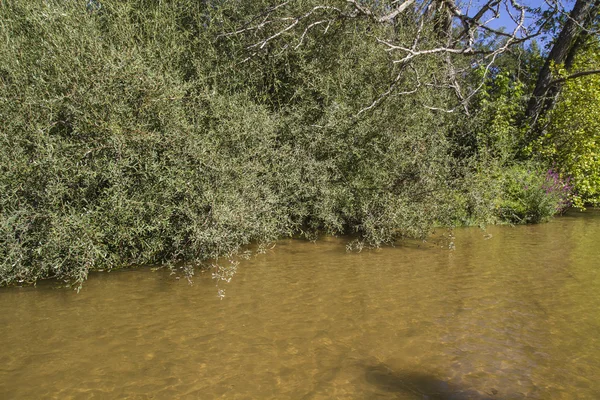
[222,0,557,115]
[549,69,600,86]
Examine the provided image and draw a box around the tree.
[525,0,600,130]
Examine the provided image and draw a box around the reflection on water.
[1,210,599,399]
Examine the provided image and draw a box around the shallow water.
[1,210,599,399]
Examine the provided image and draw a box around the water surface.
[1,210,599,399]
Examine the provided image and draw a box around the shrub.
[497,165,573,224]
[0,0,465,287]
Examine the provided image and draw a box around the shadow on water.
[363,362,501,400]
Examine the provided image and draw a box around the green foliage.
[0,0,573,288]
[447,50,570,226]
[0,0,461,287]
[466,69,527,162]
[536,41,600,207]
[496,164,573,224]
[0,1,289,286]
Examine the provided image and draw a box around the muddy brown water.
[1,210,599,399]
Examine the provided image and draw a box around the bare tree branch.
[248,6,342,49]
[222,0,561,115]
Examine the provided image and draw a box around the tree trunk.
[525,0,599,130]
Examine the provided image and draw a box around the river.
[1,210,599,399]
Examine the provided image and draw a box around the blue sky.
[484,0,575,28]
[463,0,575,47]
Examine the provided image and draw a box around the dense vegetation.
[0,0,597,287]
[535,41,600,208]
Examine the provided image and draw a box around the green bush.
[0,1,288,286]
[496,164,573,224]
[0,0,468,287]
